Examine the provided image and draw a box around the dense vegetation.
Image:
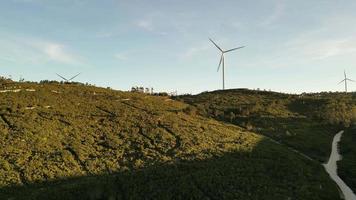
[0,82,341,199]
[176,89,356,162]
[339,126,356,192]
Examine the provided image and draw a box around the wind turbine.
[56,73,81,82]
[209,38,245,90]
[338,70,355,93]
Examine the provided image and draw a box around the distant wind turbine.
[338,70,354,93]
[209,38,245,90]
[56,73,81,82]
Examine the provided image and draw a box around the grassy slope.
[338,93,356,192]
[339,127,356,192]
[0,83,341,199]
[175,89,346,162]
[177,89,356,197]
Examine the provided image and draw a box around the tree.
[229,111,236,123]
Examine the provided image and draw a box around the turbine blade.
[69,73,81,81]
[209,38,223,52]
[224,46,245,53]
[347,78,355,82]
[217,55,223,72]
[56,73,68,81]
[338,79,346,84]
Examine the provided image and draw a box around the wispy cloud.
[134,13,169,36]
[286,26,356,60]
[136,19,154,31]
[42,43,80,64]
[181,43,211,60]
[260,0,285,27]
[277,11,356,62]
[95,32,114,38]
[296,38,356,60]
[315,39,356,60]
[12,0,36,2]
[0,35,84,65]
[25,38,84,65]
[0,56,17,63]
[114,53,128,61]
[229,21,245,30]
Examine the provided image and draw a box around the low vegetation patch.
[176,89,356,162]
[0,83,344,199]
[339,127,356,192]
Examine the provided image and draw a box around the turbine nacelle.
[223,46,245,53]
[209,38,245,72]
[209,38,245,54]
[338,79,355,84]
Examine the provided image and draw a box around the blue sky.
[1,0,356,94]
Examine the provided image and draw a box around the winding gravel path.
[323,131,356,200]
[264,130,356,199]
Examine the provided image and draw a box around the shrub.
[183,105,197,116]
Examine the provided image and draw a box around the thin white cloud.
[310,38,356,60]
[260,0,285,27]
[183,47,201,59]
[0,56,17,63]
[12,0,36,2]
[95,32,114,38]
[283,13,356,61]
[26,39,83,65]
[181,43,211,59]
[286,31,356,60]
[136,19,154,31]
[134,12,169,36]
[0,35,84,65]
[114,53,128,61]
[43,43,79,64]
[229,21,245,30]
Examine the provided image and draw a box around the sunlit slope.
[0,83,340,199]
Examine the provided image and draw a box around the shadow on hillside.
[234,115,311,131]
[338,127,356,192]
[0,138,340,200]
[225,115,319,136]
[231,116,337,162]
[287,98,328,119]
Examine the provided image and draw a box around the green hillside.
[176,89,356,162]
[339,127,356,192]
[0,82,341,199]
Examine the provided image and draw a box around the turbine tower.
[338,70,354,93]
[209,38,245,90]
[56,73,81,82]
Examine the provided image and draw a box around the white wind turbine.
[338,70,354,93]
[209,38,245,90]
[56,73,81,82]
